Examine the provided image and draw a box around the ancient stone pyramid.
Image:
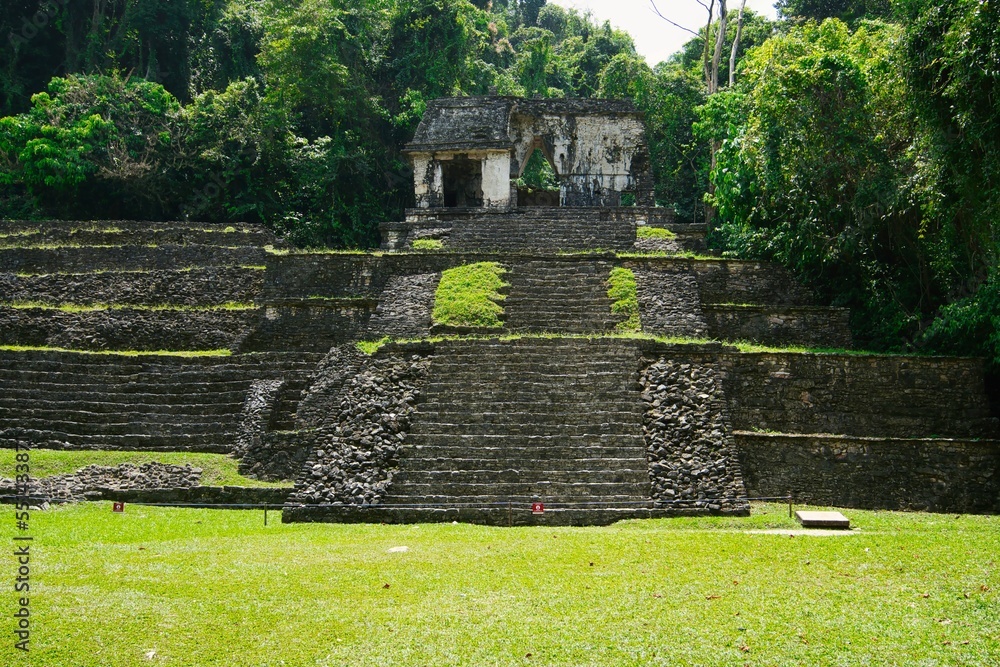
[1,97,997,521]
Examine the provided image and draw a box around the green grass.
[0,450,291,487]
[2,301,256,312]
[2,503,997,666]
[357,337,391,354]
[636,226,676,239]
[607,267,641,332]
[0,345,232,357]
[732,341,892,356]
[616,251,718,260]
[411,238,444,250]
[432,262,509,328]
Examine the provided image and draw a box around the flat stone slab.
[795,510,850,529]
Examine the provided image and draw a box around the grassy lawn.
[2,503,997,666]
[0,450,292,487]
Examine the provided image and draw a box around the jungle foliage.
[702,1,1000,366]
[1,0,999,363]
[0,0,639,246]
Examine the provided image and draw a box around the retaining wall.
[0,307,258,351]
[737,432,1000,513]
[723,353,997,438]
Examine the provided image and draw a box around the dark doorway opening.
[442,158,483,207]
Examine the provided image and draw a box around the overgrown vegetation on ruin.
[6,502,996,666]
[636,227,676,240]
[0,0,997,365]
[607,267,641,332]
[432,262,509,328]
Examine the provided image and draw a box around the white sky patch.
[548,0,779,67]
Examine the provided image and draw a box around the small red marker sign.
[112,502,125,513]
[531,502,544,515]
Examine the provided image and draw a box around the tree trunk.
[709,0,727,94]
[729,0,747,88]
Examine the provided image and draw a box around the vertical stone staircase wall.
[0,351,324,453]
[0,220,273,351]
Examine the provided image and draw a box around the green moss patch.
[432,262,508,328]
[0,345,231,357]
[411,238,444,250]
[608,267,641,332]
[636,226,677,239]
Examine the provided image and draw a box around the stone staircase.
[446,213,635,252]
[0,351,323,453]
[503,260,620,333]
[0,220,274,351]
[389,338,649,506]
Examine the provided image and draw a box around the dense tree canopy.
[1,0,999,367]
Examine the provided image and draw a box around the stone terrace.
[2,209,998,520]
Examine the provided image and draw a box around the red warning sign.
[112,502,125,513]
[531,502,544,514]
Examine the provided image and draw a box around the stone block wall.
[366,273,439,338]
[704,306,853,348]
[736,432,1000,513]
[634,268,709,338]
[724,353,996,438]
[639,350,748,512]
[0,267,264,306]
[238,300,376,352]
[0,307,258,351]
[0,245,267,274]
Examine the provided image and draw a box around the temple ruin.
[0,95,997,523]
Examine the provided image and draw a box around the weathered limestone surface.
[0,306,257,351]
[0,462,201,501]
[287,345,432,506]
[635,268,709,338]
[366,273,439,339]
[737,432,1000,513]
[640,356,747,512]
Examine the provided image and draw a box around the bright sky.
[549,0,779,67]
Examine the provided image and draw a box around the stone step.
[0,245,268,274]
[1,403,243,419]
[0,429,233,451]
[404,444,646,459]
[393,469,650,485]
[2,418,233,436]
[420,385,640,398]
[411,409,643,422]
[0,382,249,407]
[387,481,650,497]
[396,456,648,472]
[410,430,641,440]
[417,399,641,409]
[283,505,726,527]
